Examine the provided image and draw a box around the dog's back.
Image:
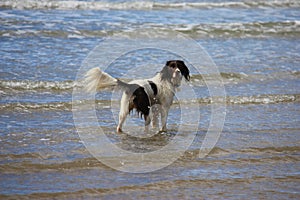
[84,60,190,133]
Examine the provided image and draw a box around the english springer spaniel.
[84,60,190,133]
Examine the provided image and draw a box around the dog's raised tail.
[84,67,118,93]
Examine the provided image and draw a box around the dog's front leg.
[151,104,160,128]
[160,107,169,132]
[144,115,151,133]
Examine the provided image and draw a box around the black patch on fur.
[166,60,190,81]
[148,81,158,96]
[128,85,150,120]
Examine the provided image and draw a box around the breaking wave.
[0,71,300,91]
[1,94,298,112]
[0,79,76,91]
[1,21,299,38]
[174,21,300,38]
[1,0,300,10]
[1,71,298,91]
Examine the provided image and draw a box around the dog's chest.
[156,84,175,106]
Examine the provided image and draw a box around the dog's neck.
[152,72,177,93]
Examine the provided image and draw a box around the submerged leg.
[117,112,128,133]
[144,115,151,133]
[160,107,169,132]
[117,93,130,133]
[151,104,160,128]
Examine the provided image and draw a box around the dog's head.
[162,60,190,87]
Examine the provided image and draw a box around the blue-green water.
[0,0,299,199]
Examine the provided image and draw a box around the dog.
[84,60,190,133]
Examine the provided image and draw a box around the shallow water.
[1,0,300,199]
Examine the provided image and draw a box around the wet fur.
[84,60,190,133]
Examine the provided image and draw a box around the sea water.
[0,0,299,198]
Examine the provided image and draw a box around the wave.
[1,21,299,38]
[1,0,300,10]
[0,146,298,176]
[0,29,109,38]
[1,71,298,91]
[0,79,76,91]
[0,101,73,111]
[0,156,103,172]
[195,93,300,104]
[2,171,299,199]
[174,21,300,38]
[1,94,299,112]
[183,146,300,159]
[225,94,300,104]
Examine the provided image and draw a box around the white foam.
[1,0,299,10]
[0,79,76,90]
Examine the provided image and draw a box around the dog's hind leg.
[117,93,130,133]
[117,112,127,133]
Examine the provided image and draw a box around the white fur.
[149,75,173,132]
[84,67,118,93]
[84,63,186,133]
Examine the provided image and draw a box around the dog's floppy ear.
[166,60,171,66]
[176,60,190,81]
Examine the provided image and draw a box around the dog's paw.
[116,127,123,133]
[159,128,167,133]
